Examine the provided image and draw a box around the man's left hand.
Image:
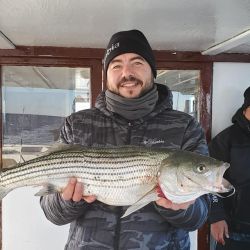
[156,197,195,210]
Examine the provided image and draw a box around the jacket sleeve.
[181,117,208,155]
[154,194,210,231]
[59,115,74,144]
[208,128,231,224]
[40,193,89,226]
[208,194,227,224]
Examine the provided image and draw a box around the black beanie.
[103,29,157,78]
[243,86,250,110]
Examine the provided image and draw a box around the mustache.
[118,75,143,86]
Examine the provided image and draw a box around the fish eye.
[195,164,207,173]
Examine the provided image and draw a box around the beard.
[107,75,154,98]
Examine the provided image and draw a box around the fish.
[0,145,233,217]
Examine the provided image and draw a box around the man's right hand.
[211,220,229,245]
[61,177,96,203]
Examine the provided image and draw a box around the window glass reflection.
[2,66,91,167]
[156,70,200,119]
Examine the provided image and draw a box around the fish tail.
[0,173,13,200]
[0,186,12,200]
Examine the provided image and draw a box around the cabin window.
[156,69,200,120]
[1,66,91,167]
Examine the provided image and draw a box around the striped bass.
[0,145,233,216]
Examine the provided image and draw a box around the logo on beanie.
[104,42,120,64]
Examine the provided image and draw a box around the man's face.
[106,53,154,98]
[243,106,250,121]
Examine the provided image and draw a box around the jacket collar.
[95,83,173,125]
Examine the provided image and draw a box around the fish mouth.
[211,162,232,192]
[211,178,234,193]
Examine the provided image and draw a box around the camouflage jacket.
[40,84,209,250]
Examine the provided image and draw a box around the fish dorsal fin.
[40,143,88,156]
[41,144,151,156]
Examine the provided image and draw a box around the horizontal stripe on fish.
[2,154,159,173]
[1,158,160,187]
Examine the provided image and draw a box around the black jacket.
[209,108,250,233]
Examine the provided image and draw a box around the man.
[40,29,209,250]
[209,86,250,250]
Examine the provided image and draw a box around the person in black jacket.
[209,86,250,250]
[40,29,210,250]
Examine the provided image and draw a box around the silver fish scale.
[0,147,167,205]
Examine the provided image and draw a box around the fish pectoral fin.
[34,184,60,196]
[121,190,158,218]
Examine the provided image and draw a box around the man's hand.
[156,197,195,210]
[211,220,229,245]
[61,177,96,203]
[155,185,195,210]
